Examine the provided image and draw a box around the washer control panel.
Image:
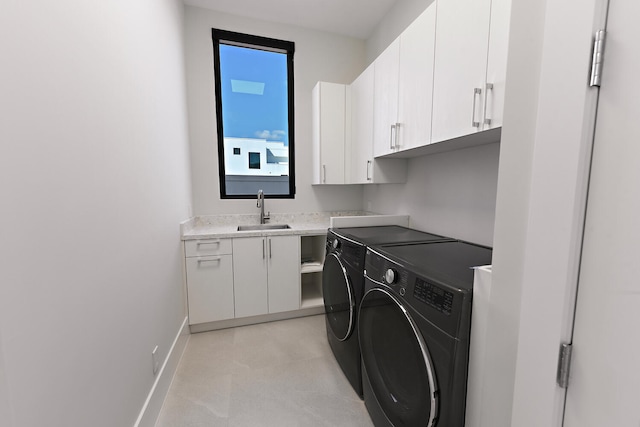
[414,277,453,315]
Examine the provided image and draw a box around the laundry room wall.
[0,0,192,425]
[362,143,500,246]
[184,6,367,216]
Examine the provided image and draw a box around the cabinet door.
[349,63,375,184]
[185,255,234,324]
[373,38,400,157]
[482,0,511,130]
[431,0,492,143]
[312,82,346,184]
[232,237,268,317]
[397,4,437,152]
[267,235,300,313]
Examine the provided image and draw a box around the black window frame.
[212,28,296,199]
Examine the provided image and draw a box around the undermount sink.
[237,224,291,231]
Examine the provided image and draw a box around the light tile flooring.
[155,314,373,427]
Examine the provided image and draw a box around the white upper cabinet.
[397,4,437,152]
[373,38,400,157]
[483,0,511,130]
[349,64,407,184]
[312,82,346,185]
[373,3,437,157]
[349,64,375,184]
[431,0,509,143]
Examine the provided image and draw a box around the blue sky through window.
[219,44,289,146]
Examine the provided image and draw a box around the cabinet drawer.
[185,239,232,257]
[185,254,234,324]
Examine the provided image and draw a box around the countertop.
[181,211,371,240]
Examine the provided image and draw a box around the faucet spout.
[257,190,270,224]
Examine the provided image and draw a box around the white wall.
[0,0,192,425]
[185,6,367,215]
[363,143,500,245]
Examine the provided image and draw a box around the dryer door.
[359,287,438,427]
[322,253,355,341]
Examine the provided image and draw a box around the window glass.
[212,29,295,198]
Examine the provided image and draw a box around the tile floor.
[155,314,373,426]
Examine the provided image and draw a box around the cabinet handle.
[366,160,372,181]
[269,239,272,259]
[262,239,266,259]
[322,164,326,184]
[197,257,221,264]
[472,87,482,128]
[390,124,396,149]
[483,83,494,126]
[197,240,220,247]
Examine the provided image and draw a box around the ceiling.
[183,0,400,40]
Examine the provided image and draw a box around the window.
[212,29,296,199]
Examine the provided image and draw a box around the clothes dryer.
[359,241,492,426]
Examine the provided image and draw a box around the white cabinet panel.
[483,0,511,130]
[373,38,400,157]
[232,237,268,318]
[312,82,346,184]
[267,235,300,313]
[432,0,492,143]
[397,4,437,152]
[185,255,234,324]
[349,64,375,184]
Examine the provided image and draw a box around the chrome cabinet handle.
[366,160,372,181]
[472,87,482,128]
[197,257,221,264]
[262,239,266,259]
[197,240,220,247]
[322,164,326,183]
[269,239,272,259]
[484,83,494,125]
[390,124,396,149]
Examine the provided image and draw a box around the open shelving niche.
[300,233,327,309]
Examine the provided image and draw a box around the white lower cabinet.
[185,240,235,325]
[232,235,300,316]
[185,234,313,327]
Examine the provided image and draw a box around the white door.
[373,38,399,157]
[267,235,300,313]
[564,2,640,425]
[232,237,268,317]
[349,64,374,184]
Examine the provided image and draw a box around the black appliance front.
[322,231,366,397]
[359,241,492,426]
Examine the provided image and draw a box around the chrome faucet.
[257,189,270,224]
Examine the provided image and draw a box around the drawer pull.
[197,241,220,247]
[197,257,221,264]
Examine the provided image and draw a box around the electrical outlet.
[152,345,160,375]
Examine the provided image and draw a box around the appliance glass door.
[359,286,438,427]
[322,253,355,341]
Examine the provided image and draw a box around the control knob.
[332,239,340,249]
[384,268,397,285]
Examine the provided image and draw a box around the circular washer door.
[358,287,438,427]
[322,252,355,341]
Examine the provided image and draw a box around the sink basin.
[237,224,291,231]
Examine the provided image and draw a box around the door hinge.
[556,342,573,388]
[589,29,606,87]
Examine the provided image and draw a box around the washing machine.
[322,226,452,398]
[359,240,492,426]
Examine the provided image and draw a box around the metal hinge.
[589,30,606,87]
[556,343,573,388]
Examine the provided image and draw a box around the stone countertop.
[181,211,370,240]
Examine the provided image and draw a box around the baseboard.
[134,316,189,427]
